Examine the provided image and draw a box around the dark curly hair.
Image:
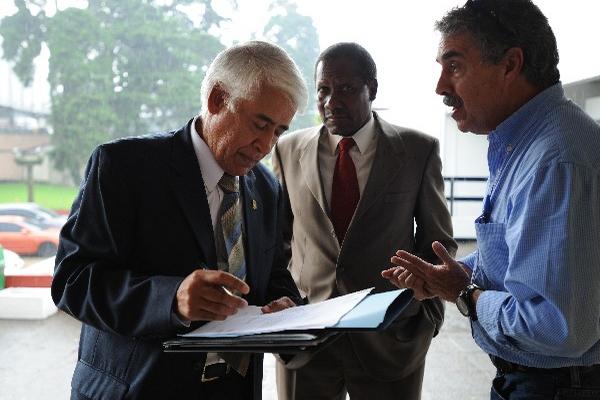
[435,0,560,89]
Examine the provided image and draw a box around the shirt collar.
[489,83,564,148]
[326,113,376,155]
[191,116,225,193]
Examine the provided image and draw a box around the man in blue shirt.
[382,0,600,398]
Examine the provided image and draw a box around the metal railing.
[443,176,487,216]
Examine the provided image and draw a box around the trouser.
[277,335,424,400]
[489,355,600,399]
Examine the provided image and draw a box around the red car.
[0,216,60,257]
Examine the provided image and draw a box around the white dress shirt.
[191,116,242,366]
[191,116,230,230]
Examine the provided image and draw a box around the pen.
[221,286,234,296]
[198,262,237,297]
[475,194,492,224]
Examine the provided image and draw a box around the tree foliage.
[262,0,320,130]
[1,0,320,183]
[1,0,226,183]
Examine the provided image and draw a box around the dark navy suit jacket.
[51,120,300,399]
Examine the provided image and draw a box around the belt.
[490,355,600,375]
[201,362,230,382]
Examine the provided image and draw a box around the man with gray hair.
[52,40,307,399]
[383,0,600,398]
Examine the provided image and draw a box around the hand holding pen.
[175,266,249,322]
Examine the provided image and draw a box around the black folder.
[163,289,414,354]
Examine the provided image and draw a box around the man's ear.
[368,79,378,101]
[502,47,525,84]
[207,84,228,114]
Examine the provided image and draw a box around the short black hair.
[314,42,377,83]
[436,0,560,89]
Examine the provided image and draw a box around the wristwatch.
[456,284,481,321]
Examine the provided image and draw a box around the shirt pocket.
[474,222,509,288]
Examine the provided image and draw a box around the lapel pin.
[252,199,258,210]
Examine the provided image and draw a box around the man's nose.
[323,90,341,110]
[254,131,276,156]
[435,73,449,96]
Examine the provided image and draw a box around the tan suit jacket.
[272,113,457,380]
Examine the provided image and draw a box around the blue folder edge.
[332,288,412,330]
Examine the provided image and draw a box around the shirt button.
[506,144,513,152]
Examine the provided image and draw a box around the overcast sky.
[221,0,600,137]
[1,0,599,137]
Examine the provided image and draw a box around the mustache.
[443,95,463,108]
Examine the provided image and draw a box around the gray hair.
[436,0,560,90]
[200,41,308,116]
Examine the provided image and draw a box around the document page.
[183,287,373,338]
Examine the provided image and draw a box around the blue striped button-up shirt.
[461,83,600,368]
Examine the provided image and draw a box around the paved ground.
[0,241,495,399]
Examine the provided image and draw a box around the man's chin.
[452,117,470,133]
[456,122,470,133]
[229,164,256,176]
[325,121,346,135]
[455,122,487,135]
[326,125,355,137]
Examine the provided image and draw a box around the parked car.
[0,216,60,257]
[0,203,67,229]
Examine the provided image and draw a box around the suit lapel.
[169,120,217,267]
[240,171,261,303]
[353,115,407,222]
[299,127,330,216]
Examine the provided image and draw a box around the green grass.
[0,183,78,212]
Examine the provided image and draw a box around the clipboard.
[163,330,340,353]
[162,289,414,354]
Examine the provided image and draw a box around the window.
[0,222,21,232]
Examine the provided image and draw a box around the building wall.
[441,113,488,178]
[0,132,50,181]
[585,96,600,121]
[563,77,600,122]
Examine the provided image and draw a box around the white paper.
[182,287,374,338]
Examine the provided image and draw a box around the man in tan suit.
[272,42,457,400]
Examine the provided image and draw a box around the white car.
[0,203,67,229]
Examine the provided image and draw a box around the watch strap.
[460,283,480,321]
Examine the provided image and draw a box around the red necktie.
[331,137,360,243]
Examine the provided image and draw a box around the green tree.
[1,0,226,184]
[262,0,320,131]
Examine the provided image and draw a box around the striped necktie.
[216,173,246,281]
[215,173,250,376]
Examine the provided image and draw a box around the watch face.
[456,296,470,317]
